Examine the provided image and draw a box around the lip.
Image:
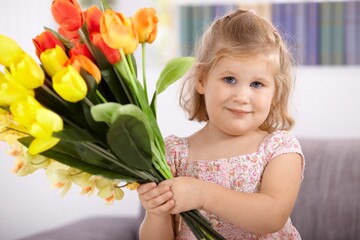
[226,108,251,116]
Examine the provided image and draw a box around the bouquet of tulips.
[0,0,224,239]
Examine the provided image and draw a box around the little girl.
[138,9,304,240]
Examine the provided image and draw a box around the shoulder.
[264,130,305,179]
[264,130,303,160]
[165,135,188,154]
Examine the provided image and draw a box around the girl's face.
[196,56,275,136]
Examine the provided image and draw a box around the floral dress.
[165,130,305,240]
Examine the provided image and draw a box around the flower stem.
[141,43,148,102]
[96,90,107,103]
[82,142,158,182]
[83,97,94,108]
[118,49,140,106]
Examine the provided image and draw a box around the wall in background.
[0,0,359,239]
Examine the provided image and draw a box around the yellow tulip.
[10,95,42,129]
[10,95,63,154]
[9,53,45,89]
[40,45,69,77]
[100,9,132,49]
[52,65,88,102]
[28,137,60,155]
[30,108,63,138]
[0,34,24,66]
[0,71,34,106]
[123,18,139,55]
[132,8,158,44]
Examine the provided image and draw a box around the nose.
[232,86,251,104]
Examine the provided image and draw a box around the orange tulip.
[100,9,132,49]
[85,5,102,34]
[90,33,121,64]
[33,30,65,59]
[66,55,101,83]
[132,8,158,44]
[51,0,84,31]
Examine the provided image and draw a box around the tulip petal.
[10,53,45,89]
[0,34,24,66]
[52,65,88,102]
[29,137,60,155]
[51,0,83,31]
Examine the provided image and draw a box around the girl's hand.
[162,177,205,214]
[137,182,175,216]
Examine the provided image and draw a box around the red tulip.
[32,30,65,58]
[90,33,121,64]
[51,0,84,31]
[58,27,80,44]
[69,43,95,62]
[85,5,102,34]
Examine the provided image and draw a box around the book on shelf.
[332,2,345,65]
[320,2,333,65]
[296,2,306,65]
[177,1,359,66]
[344,1,360,65]
[304,2,320,65]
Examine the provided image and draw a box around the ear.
[196,78,206,94]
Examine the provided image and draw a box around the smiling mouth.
[227,108,251,116]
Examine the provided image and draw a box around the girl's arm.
[165,153,303,234]
[137,182,176,240]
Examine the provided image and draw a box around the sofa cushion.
[291,139,360,240]
[18,216,140,240]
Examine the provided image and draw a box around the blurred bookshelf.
[177,0,360,66]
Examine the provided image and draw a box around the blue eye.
[224,76,237,84]
[250,81,263,88]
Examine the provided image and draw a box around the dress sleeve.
[269,131,305,180]
[164,135,181,177]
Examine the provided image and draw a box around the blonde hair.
[180,9,296,133]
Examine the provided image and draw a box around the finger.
[148,190,173,209]
[154,199,176,214]
[142,184,171,202]
[137,182,156,195]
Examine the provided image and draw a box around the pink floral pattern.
[165,130,304,240]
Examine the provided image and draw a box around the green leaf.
[150,57,194,113]
[80,69,100,104]
[107,105,154,171]
[18,136,137,181]
[91,102,122,124]
[155,57,195,95]
[53,127,98,143]
[101,68,132,104]
[100,0,112,11]
[80,101,108,144]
